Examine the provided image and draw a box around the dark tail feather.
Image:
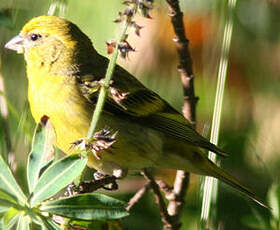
[206,160,270,209]
[202,141,228,157]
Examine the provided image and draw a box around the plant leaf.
[40,193,129,220]
[0,198,18,209]
[3,212,20,230]
[38,215,61,230]
[30,154,87,207]
[0,207,8,213]
[16,214,30,230]
[0,188,18,205]
[0,154,26,205]
[3,207,19,228]
[27,116,56,193]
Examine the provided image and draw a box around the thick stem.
[166,0,198,125]
[142,170,177,230]
[165,0,198,227]
[126,182,151,211]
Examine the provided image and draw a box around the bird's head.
[5,15,98,75]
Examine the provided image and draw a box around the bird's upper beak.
[5,35,25,54]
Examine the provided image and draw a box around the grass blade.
[200,0,237,228]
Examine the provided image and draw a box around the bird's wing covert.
[78,65,227,157]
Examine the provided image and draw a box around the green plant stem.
[87,21,130,139]
[200,0,237,228]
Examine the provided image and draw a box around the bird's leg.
[77,168,127,192]
[93,171,119,191]
[65,172,119,195]
[65,182,78,196]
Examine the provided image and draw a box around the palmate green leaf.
[0,189,18,205]
[27,116,56,193]
[38,215,61,230]
[3,207,20,229]
[30,154,87,207]
[0,206,8,214]
[40,193,129,220]
[3,212,20,230]
[0,198,18,209]
[16,214,30,230]
[0,154,26,205]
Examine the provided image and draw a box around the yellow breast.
[27,67,93,154]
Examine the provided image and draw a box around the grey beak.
[5,35,24,52]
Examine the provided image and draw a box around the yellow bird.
[5,15,266,207]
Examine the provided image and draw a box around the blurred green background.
[0,0,279,229]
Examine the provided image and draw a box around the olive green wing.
[79,65,167,117]
[142,112,227,156]
[78,65,227,157]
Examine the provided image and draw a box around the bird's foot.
[65,172,119,195]
[93,171,119,190]
[70,129,118,160]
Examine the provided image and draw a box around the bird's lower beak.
[5,35,25,53]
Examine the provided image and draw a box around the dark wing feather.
[78,64,227,157]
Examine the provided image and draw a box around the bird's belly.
[54,112,164,174]
[86,113,164,174]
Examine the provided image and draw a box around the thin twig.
[165,0,198,125]
[141,169,177,230]
[167,171,189,222]
[126,182,151,211]
[165,0,198,226]
[156,180,173,197]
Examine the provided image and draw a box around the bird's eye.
[30,34,41,41]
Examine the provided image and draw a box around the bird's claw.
[93,172,118,190]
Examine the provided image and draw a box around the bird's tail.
[203,158,269,209]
